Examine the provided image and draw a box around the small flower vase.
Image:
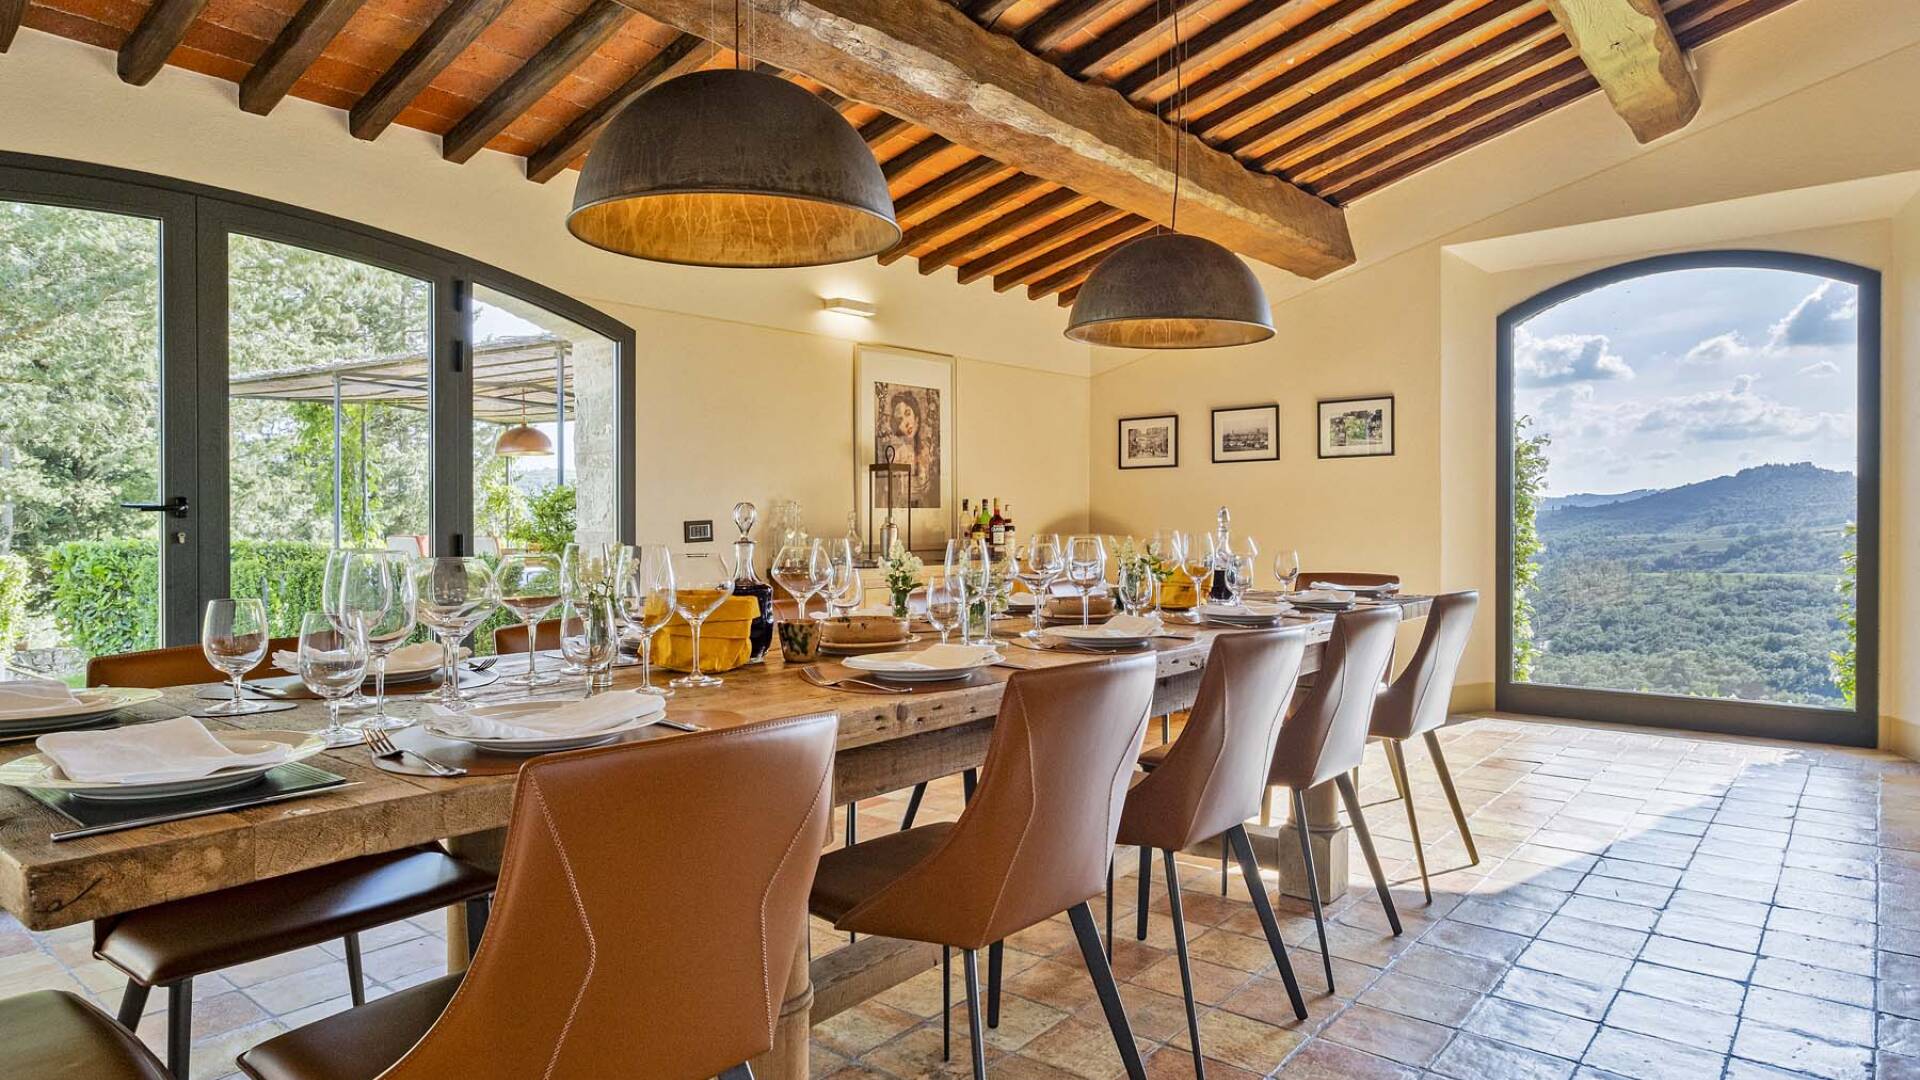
[890,589,912,618]
[586,598,618,690]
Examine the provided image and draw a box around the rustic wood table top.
[0,600,1426,931]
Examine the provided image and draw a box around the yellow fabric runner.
[648,593,759,673]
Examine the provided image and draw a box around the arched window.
[1497,252,1880,746]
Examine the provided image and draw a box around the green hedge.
[45,539,331,657]
[0,552,28,650]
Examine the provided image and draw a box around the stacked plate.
[424,693,666,753]
[1195,601,1288,627]
[1286,589,1358,612]
[0,686,164,741]
[0,729,324,801]
[1043,624,1155,650]
[843,647,1000,683]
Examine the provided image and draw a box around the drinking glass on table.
[561,542,624,601]
[1065,535,1107,627]
[324,549,388,710]
[297,611,369,748]
[558,598,618,692]
[824,539,861,617]
[771,538,830,622]
[1274,549,1302,594]
[944,537,990,644]
[1017,534,1063,639]
[346,552,415,732]
[1116,557,1157,617]
[922,576,961,644]
[671,551,736,689]
[618,544,676,697]
[497,553,562,687]
[201,598,274,715]
[410,557,497,706]
[1227,554,1257,605]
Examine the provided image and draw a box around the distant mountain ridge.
[1544,489,1655,513]
[1541,462,1854,537]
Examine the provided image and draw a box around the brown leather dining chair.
[81,644,496,1078]
[2,989,169,1080]
[491,617,560,654]
[1264,605,1405,993]
[1369,590,1480,901]
[238,711,837,1080]
[1294,571,1401,590]
[1113,627,1312,1078]
[810,658,1158,1080]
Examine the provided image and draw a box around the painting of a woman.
[874,382,941,508]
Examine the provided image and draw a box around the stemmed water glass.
[497,554,562,687]
[1169,531,1210,620]
[923,577,961,644]
[771,538,830,621]
[324,549,386,710]
[1017,534,1063,639]
[1065,535,1107,627]
[944,537,991,644]
[411,557,497,706]
[558,599,617,692]
[561,542,624,601]
[672,551,736,689]
[1227,554,1256,606]
[345,552,415,731]
[619,544,677,697]
[1275,549,1302,593]
[824,539,861,616]
[1116,556,1157,616]
[201,598,273,715]
[1207,532,1258,603]
[297,611,368,748]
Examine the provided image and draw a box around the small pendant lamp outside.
[494,389,553,457]
[567,67,899,268]
[1065,1,1273,349]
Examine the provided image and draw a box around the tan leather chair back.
[1296,572,1399,589]
[1269,606,1399,789]
[837,657,1156,950]
[1372,591,1477,741]
[87,638,297,689]
[491,619,560,655]
[1121,628,1307,851]
[385,713,837,1080]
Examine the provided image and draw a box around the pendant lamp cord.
[1170,0,1184,234]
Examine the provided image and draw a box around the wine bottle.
[1002,502,1016,552]
[989,499,1006,552]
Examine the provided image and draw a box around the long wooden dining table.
[0,598,1427,1079]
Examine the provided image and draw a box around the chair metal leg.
[962,768,978,803]
[115,980,150,1030]
[942,946,952,1061]
[1160,714,1171,744]
[1066,902,1148,1080]
[846,804,858,943]
[465,895,490,958]
[1425,731,1479,866]
[1105,857,1115,961]
[1292,789,1334,995]
[1388,740,1431,903]
[1227,825,1307,1019]
[1335,773,1402,935]
[987,940,1003,1029]
[900,782,928,830]
[962,948,987,1080]
[718,1066,754,1080]
[1135,844,1152,941]
[343,932,367,1006]
[1163,850,1206,1080]
[166,977,192,1079]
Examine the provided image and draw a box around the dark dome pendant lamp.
[1065,3,1273,349]
[566,3,898,268]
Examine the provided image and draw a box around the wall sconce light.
[821,296,878,318]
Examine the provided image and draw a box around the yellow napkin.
[1160,577,1201,610]
[649,593,760,673]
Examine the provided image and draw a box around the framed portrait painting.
[1211,404,1279,463]
[854,345,957,549]
[1318,395,1395,458]
[1117,414,1178,469]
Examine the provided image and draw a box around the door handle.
[120,496,190,519]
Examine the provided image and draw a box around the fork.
[800,666,910,693]
[366,727,466,776]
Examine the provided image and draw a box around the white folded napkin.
[37,716,291,785]
[1291,588,1356,603]
[1047,613,1162,639]
[432,692,663,741]
[862,645,999,671]
[0,677,77,720]
[1312,580,1395,594]
[1198,602,1283,618]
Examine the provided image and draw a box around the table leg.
[443,829,506,971]
[1235,782,1349,902]
[751,931,813,1080]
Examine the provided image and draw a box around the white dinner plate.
[424,696,666,753]
[1196,602,1288,626]
[0,687,164,727]
[842,651,1000,682]
[1043,625,1153,648]
[819,635,921,657]
[0,729,326,801]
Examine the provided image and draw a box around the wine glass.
[618,544,677,697]
[558,598,618,692]
[1065,535,1107,627]
[297,611,368,748]
[923,577,961,645]
[1117,557,1157,617]
[771,538,830,621]
[1171,531,1212,620]
[497,554,562,687]
[324,549,388,710]
[1017,534,1063,639]
[824,538,860,617]
[411,557,497,706]
[347,552,415,732]
[945,537,990,644]
[561,542,623,601]
[672,551,736,689]
[200,598,273,715]
[1275,549,1302,593]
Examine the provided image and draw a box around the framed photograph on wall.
[1211,404,1279,463]
[1318,395,1395,458]
[855,345,957,551]
[1118,414,1179,469]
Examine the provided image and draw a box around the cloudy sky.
[1513,266,1859,496]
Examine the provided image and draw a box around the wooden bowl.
[817,614,911,645]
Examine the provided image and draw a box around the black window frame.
[1496,249,1881,747]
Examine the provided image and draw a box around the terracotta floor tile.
[1319,1002,1453,1068]
[1602,989,1737,1054]
[1353,969,1479,1026]
[1582,1027,1728,1080]
[1276,1036,1420,1080]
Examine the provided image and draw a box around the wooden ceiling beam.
[1025,225,1149,297]
[882,134,955,182]
[526,33,718,183]
[443,0,631,163]
[239,0,369,115]
[995,213,1147,291]
[118,0,211,85]
[1019,0,1106,54]
[1111,0,1302,100]
[1,0,27,53]
[859,113,913,148]
[917,187,1083,274]
[955,202,1118,284]
[891,156,1007,221]
[1059,0,1206,78]
[879,172,1044,265]
[1546,0,1698,142]
[965,0,1021,25]
[350,0,511,141]
[611,0,1352,277]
